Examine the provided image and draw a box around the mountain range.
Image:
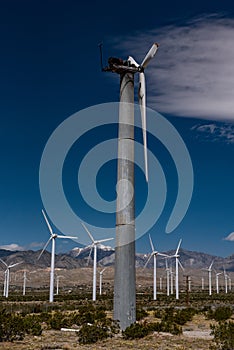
[0,246,233,272]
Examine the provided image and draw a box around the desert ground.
[0,267,233,349]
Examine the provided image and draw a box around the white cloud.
[112,14,234,121]
[0,243,25,251]
[192,123,234,143]
[27,242,44,249]
[224,232,234,241]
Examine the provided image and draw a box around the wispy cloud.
[27,242,44,249]
[224,232,234,241]
[191,123,234,143]
[112,14,234,121]
[0,242,44,251]
[0,243,25,251]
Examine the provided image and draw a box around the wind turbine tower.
[144,234,168,300]
[206,261,214,296]
[102,43,158,330]
[81,222,113,301]
[165,258,170,296]
[56,275,63,295]
[0,259,22,298]
[215,272,222,294]
[22,270,28,296]
[223,268,228,293]
[39,209,78,302]
[170,239,182,300]
[99,268,106,296]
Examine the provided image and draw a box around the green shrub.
[136,308,148,321]
[48,311,73,330]
[77,305,119,344]
[78,323,109,344]
[23,315,42,336]
[211,307,233,322]
[122,322,151,339]
[122,318,182,340]
[159,320,182,335]
[210,321,234,350]
[173,308,196,325]
[0,312,25,342]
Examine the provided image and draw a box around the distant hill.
[0,246,233,272]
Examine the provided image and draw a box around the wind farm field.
[0,266,234,349]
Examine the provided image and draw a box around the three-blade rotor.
[81,222,113,265]
[144,234,168,268]
[38,209,78,260]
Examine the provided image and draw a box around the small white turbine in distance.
[22,269,30,296]
[81,222,113,301]
[56,275,63,295]
[165,258,170,296]
[144,234,168,300]
[0,259,23,298]
[215,271,222,294]
[38,209,78,303]
[170,239,183,300]
[128,43,159,182]
[99,268,106,296]
[223,267,229,293]
[204,260,214,296]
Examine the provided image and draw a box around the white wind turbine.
[99,268,106,296]
[159,277,162,290]
[22,270,29,296]
[144,234,168,300]
[0,259,22,298]
[223,268,229,293]
[228,276,232,291]
[81,222,113,301]
[56,275,63,295]
[204,260,214,296]
[201,277,205,290]
[170,262,174,295]
[103,43,158,329]
[38,209,78,302]
[188,276,192,292]
[170,239,183,300]
[215,271,222,294]
[102,43,159,329]
[165,258,170,296]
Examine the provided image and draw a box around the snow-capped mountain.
[69,244,115,263]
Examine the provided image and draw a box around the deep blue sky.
[0,0,234,257]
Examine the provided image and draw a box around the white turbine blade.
[87,246,93,266]
[178,259,184,271]
[0,258,8,267]
[9,261,23,269]
[209,260,214,270]
[144,253,153,269]
[100,268,106,274]
[158,252,169,257]
[128,56,139,67]
[42,209,53,235]
[175,239,182,255]
[138,72,148,182]
[81,222,95,243]
[57,235,78,240]
[37,237,52,260]
[141,43,159,68]
[96,237,114,244]
[149,234,155,252]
